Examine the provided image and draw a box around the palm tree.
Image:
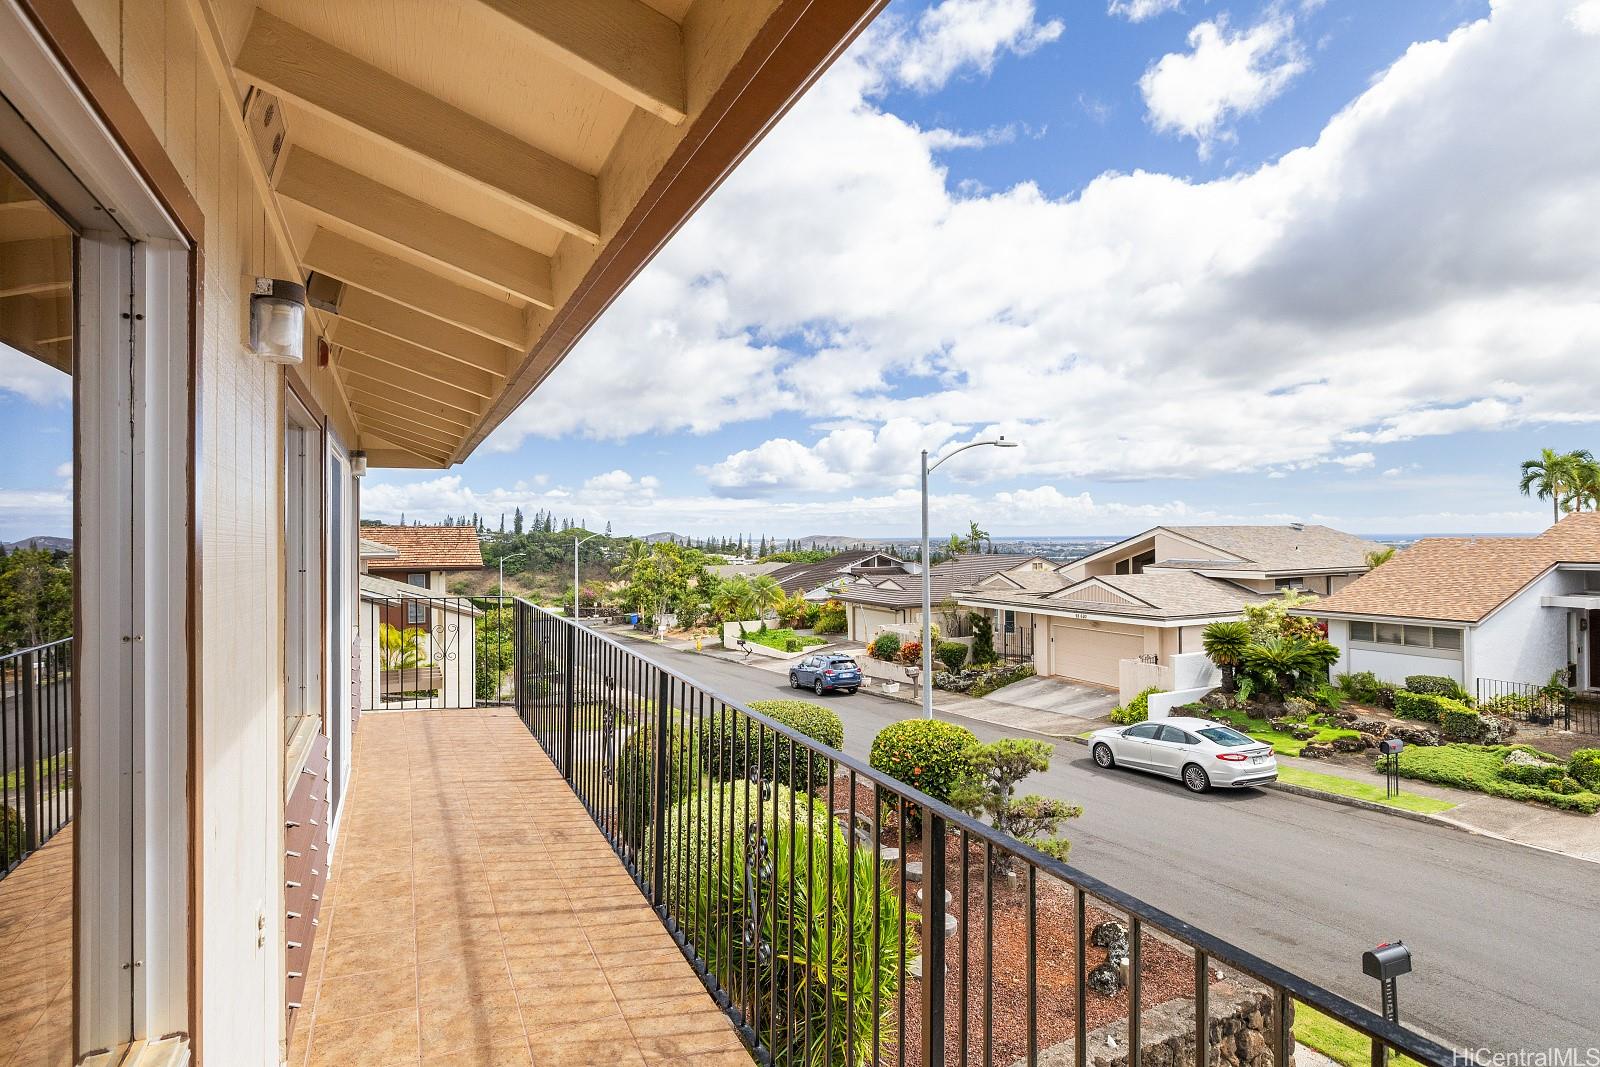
[1520,448,1587,524]
[1201,621,1251,694]
[967,520,992,553]
[1567,454,1600,513]
[378,623,426,670]
[1364,546,1396,569]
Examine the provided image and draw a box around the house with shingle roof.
[767,549,906,602]
[831,553,1039,642]
[359,524,486,592]
[1299,513,1600,696]
[955,525,1379,688]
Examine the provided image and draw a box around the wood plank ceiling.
[197,0,885,469]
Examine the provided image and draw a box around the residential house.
[0,1,882,1063]
[833,553,1038,642]
[957,525,1377,688]
[1304,513,1600,696]
[706,560,786,581]
[769,548,906,602]
[359,523,486,594]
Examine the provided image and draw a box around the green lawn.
[1207,708,1362,757]
[1294,1001,1428,1067]
[742,628,826,653]
[1,753,70,792]
[1275,765,1456,814]
[1390,744,1599,814]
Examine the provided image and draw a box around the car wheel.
[1183,764,1210,793]
[1092,744,1115,769]
[845,687,857,695]
[814,680,826,696]
[790,673,800,689]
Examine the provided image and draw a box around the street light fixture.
[497,551,526,607]
[919,436,1019,718]
[574,532,603,621]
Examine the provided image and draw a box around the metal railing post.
[651,670,670,909]
[921,809,947,1067]
[563,622,576,781]
[19,649,37,856]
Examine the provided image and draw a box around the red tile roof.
[360,525,485,570]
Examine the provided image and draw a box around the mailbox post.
[1378,738,1405,798]
[1361,940,1412,1067]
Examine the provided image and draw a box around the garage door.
[1048,622,1144,687]
[854,607,900,643]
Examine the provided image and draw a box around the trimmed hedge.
[868,719,978,810]
[1404,675,1468,700]
[1438,705,1484,742]
[1570,749,1600,792]
[618,721,696,848]
[935,641,968,674]
[1110,686,1162,725]
[702,700,844,793]
[1393,690,1467,723]
[1387,744,1600,814]
[1497,761,1568,788]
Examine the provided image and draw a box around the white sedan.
[1088,716,1277,793]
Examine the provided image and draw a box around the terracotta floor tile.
[419,995,527,1056]
[305,1004,420,1067]
[419,1041,534,1067]
[322,927,418,979]
[312,963,417,1023]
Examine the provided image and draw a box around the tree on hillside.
[513,507,525,535]
[0,548,73,653]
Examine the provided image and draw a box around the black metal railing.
[1475,676,1579,730]
[514,601,1453,1067]
[1,638,73,879]
[360,593,514,711]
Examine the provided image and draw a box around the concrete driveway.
[947,673,1119,736]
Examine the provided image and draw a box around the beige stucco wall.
[69,1,360,1058]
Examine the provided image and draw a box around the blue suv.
[789,654,862,695]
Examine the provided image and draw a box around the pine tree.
[605,521,612,536]
[513,507,524,535]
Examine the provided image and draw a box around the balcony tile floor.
[291,708,751,1067]
[0,825,73,1067]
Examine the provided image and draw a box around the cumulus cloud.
[1108,0,1183,22]
[868,0,1065,94]
[1139,12,1307,155]
[494,0,1600,499]
[0,343,71,405]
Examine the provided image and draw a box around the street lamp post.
[574,532,602,621]
[920,437,1019,718]
[498,551,526,606]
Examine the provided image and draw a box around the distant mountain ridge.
[4,535,73,553]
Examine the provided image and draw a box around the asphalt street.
[621,639,1600,1055]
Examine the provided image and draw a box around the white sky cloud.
[471,0,1600,536]
[0,343,71,405]
[1109,0,1184,22]
[869,0,1065,93]
[1139,12,1308,156]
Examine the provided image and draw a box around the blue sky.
[6,0,1600,541]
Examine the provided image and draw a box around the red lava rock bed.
[829,772,1213,1066]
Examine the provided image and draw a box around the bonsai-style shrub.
[618,719,695,849]
[897,640,923,667]
[1405,675,1468,701]
[658,783,901,1066]
[968,611,997,666]
[702,700,844,793]
[1109,686,1162,725]
[869,631,902,661]
[1201,621,1251,693]
[1567,748,1600,792]
[936,641,968,674]
[1438,704,1484,742]
[814,600,848,635]
[951,738,1081,870]
[1394,691,1464,723]
[869,719,978,811]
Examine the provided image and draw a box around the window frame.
[283,381,326,789]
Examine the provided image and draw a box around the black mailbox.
[1378,738,1405,756]
[1362,941,1412,981]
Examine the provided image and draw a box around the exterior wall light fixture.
[249,277,306,363]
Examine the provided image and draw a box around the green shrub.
[658,782,902,1065]
[936,641,968,674]
[968,663,1033,697]
[1,804,19,868]
[1497,761,1567,788]
[1438,704,1484,742]
[618,720,696,848]
[1388,744,1600,814]
[814,600,848,635]
[702,701,844,793]
[1392,690,1463,723]
[1404,675,1468,700]
[869,631,902,661]
[968,611,996,666]
[1568,749,1600,791]
[869,719,978,810]
[1109,686,1162,725]
[898,640,923,667]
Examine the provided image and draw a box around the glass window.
[1198,726,1253,747]
[1350,621,1375,642]
[1376,623,1405,645]
[283,395,324,777]
[1432,628,1462,651]
[1003,609,1015,634]
[1158,725,1196,744]
[1124,723,1162,739]
[407,572,430,587]
[1403,625,1433,647]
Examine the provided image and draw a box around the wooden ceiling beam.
[337,357,485,418]
[278,149,555,307]
[235,10,600,241]
[0,237,71,298]
[332,288,513,379]
[333,320,499,401]
[341,375,476,430]
[354,419,453,464]
[469,0,686,124]
[302,229,528,350]
[356,412,460,453]
[362,447,448,470]
[350,400,472,443]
